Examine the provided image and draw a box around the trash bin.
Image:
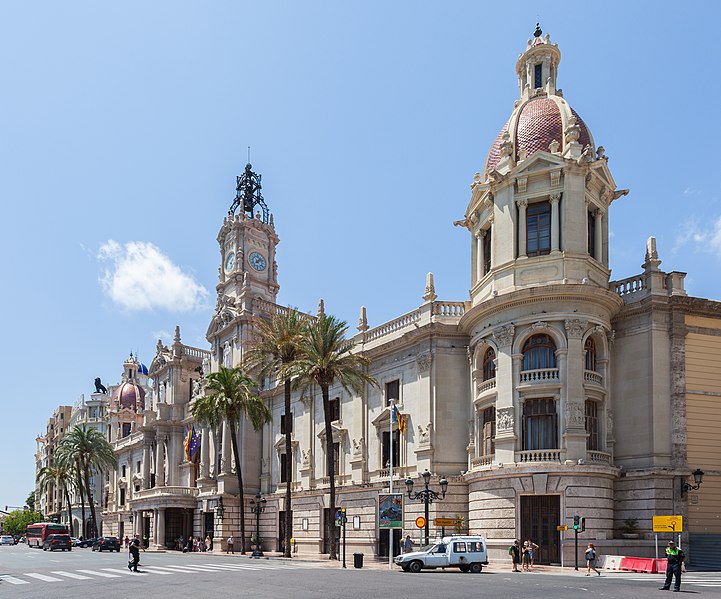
[353,552,364,568]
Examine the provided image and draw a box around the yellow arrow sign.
[557,525,568,531]
[435,518,458,527]
[653,515,683,533]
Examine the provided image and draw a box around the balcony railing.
[519,368,560,384]
[477,378,496,394]
[471,454,494,468]
[133,486,199,500]
[584,370,603,385]
[518,449,562,463]
[587,450,612,465]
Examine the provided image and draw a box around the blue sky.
[1,2,719,507]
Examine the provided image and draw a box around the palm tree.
[245,308,307,558]
[36,464,73,533]
[286,313,378,560]
[191,366,272,554]
[64,426,117,538]
[56,440,86,537]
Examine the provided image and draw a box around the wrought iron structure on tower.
[230,163,269,223]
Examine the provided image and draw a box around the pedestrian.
[403,535,414,553]
[128,539,140,572]
[521,541,531,571]
[526,539,539,570]
[659,540,685,592]
[226,534,234,554]
[124,535,130,548]
[508,539,521,572]
[205,535,212,552]
[585,543,600,576]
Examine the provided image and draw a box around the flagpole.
[389,401,394,570]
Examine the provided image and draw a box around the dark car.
[43,534,72,551]
[92,536,121,552]
[77,538,96,548]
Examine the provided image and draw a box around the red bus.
[26,522,69,548]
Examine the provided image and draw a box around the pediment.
[371,406,406,430]
[274,435,299,452]
[511,152,564,176]
[316,421,347,443]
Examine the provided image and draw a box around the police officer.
[659,540,685,592]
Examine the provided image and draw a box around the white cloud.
[151,329,173,344]
[673,216,721,256]
[98,240,209,311]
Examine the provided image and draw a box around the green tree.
[3,510,44,536]
[245,308,307,558]
[63,426,116,538]
[286,313,377,560]
[191,366,271,554]
[36,464,74,534]
[25,491,36,511]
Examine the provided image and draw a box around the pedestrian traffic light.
[573,515,580,530]
[581,518,586,532]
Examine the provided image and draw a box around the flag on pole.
[189,427,201,463]
[184,425,192,462]
[393,405,406,435]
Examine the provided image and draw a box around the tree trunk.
[64,485,73,535]
[228,421,246,554]
[83,460,98,538]
[283,377,293,558]
[76,461,86,538]
[322,383,337,559]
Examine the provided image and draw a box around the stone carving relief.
[352,438,364,457]
[564,115,580,144]
[565,402,585,427]
[301,450,311,468]
[531,321,549,331]
[516,176,528,193]
[606,409,614,437]
[417,352,433,374]
[493,324,515,347]
[417,423,433,445]
[222,341,232,368]
[564,319,587,339]
[497,407,514,432]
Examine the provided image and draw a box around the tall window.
[527,201,551,257]
[585,400,600,451]
[482,348,496,381]
[122,423,132,438]
[481,407,495,456]
[534,64,543,88]
[382,431,400,468]
[385,380,400,406]
[119,487,126,506]
[584,338,597,371]
[331,442,340,476]
[328,398,340,421]
[281,412,293,434]
[522,334,556,370]
[587,210,596,257]
[523,398,558,450]
[483,229,492,275]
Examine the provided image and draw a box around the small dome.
[111,381,146,412]
[137,363,149,376]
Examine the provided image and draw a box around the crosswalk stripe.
[25,573,62,582]
[143,565,198,573]
[77,569,121,578]
[164,564,221,571]
[102,568,146,576]
[52,571,92,580]
[138,567,173,575]
[0,575,29,585]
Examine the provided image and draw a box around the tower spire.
[534,21,542,38]
[229,162,270,223]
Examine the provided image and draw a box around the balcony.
[519,368,559,385]
[471,454,494,468]
[584,370,603,385]
[133,486,199,500]
[517,449,562,463]
[587,450,613,465]
[476,378,496,395]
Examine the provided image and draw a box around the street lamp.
[405,469,448,546]
[249,492,266,558]
[680,468,705,496]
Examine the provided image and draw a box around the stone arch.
[512,321,567,357]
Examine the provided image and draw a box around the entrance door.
[378,529,402,558]
[204,511,214,545]
[520,495,560,564]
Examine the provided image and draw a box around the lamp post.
[405,469,448,546]
[680,468,705,496]
[249,492,266,558]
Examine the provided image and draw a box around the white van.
[395,535,488,573]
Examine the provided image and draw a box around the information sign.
[653,515,683,533]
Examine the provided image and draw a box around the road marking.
[166,564,225,571]
[77,569,121,578]
[0,575,29,585]
[52,571,92,580]
[148,565,201,573]
[138,567,173,575]
[102,568,146,576]
[25,573,62,582]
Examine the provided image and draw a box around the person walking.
[124,535,130,549]
[659,540,685,592]
[585,543,601,576]
[205,535,212,552]
[226,535,234,554]
[128,539,141,572]
[521,541,532,571]
[526,539,539,570]
[403,535,414,553]
[508,540,521,572]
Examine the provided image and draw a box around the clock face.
[248,251,267,272]
[224,252,236,272]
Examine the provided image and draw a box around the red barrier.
[655,559,668,574]
[619,556,657,573]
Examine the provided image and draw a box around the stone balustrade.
[365,309,422,342]
[518,449,562,463]
[183,345,210,360]
[471,454,494,468]
[612,274,646,298]
[519,368,560,384]
[584,370,603,385]
[587,450,613,465]
[477,378,497,394]
[134,486,199,500]
[432,301,466,318]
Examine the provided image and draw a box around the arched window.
[584,338,597,371]
[522,334,556,370]
[585,400,600,451]
[482,348,496,381]
[522,398,557,450]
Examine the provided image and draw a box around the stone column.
[157,507,166,550]
[475,232,483,282]
[516,200,528,258]
[142,443,151,490]
[563,319,588,461]
[221,421,231,475]
[550,193,561,253]
[492,325,516,464]
[152,509,158,545]
[200,426,210,478]
[594,209,603,262]
[156,437,166,487]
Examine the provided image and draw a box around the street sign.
[557,525,568,531]
[653,515,683,533]
[415,516,426,529]
[434,518,459,527]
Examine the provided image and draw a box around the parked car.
[395,536,488,573]
[0,535,15,545]
[71,537,81,546]
[42,534,72,551]
[92,536,121,552]
[19,536,26,544]
[77,538,96,548]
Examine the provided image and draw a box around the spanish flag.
[184,425,192,462]
[393,405,407,435]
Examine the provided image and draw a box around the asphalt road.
[2,544,720,598]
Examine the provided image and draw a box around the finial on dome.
[534,22,542,38]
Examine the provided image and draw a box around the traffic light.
[581,518,586,532]
[573,515,580,531]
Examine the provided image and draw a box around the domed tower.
[110,353,147,413]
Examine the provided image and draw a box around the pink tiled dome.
[484,97,592,175]
[111,381,145,412]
